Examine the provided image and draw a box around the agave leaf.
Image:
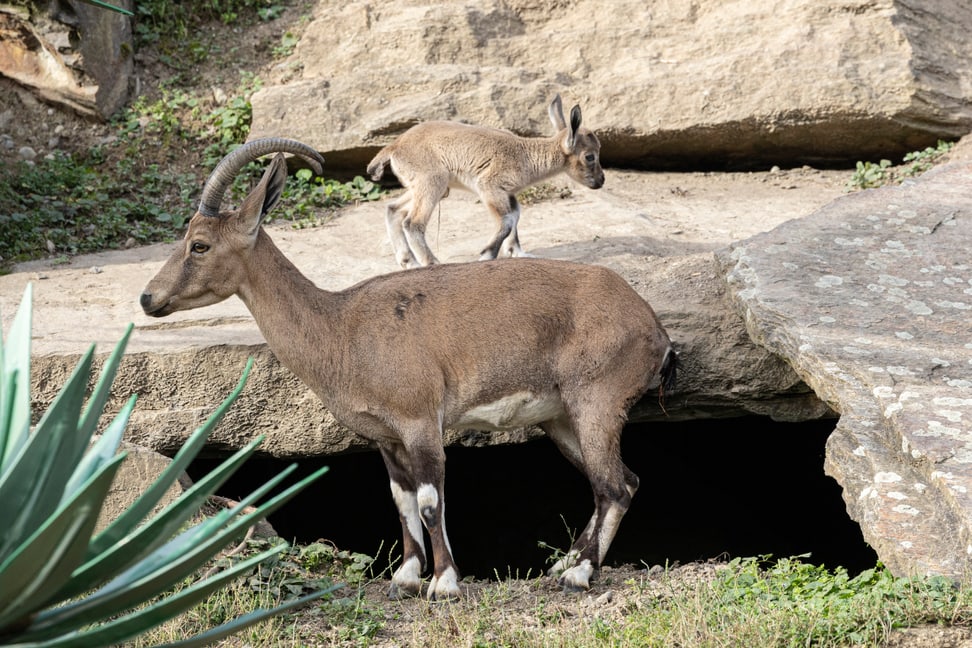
[77,324,132,444]
[62,395,136,501]
[0,370,18,479]
[38,465,329,631]
[15,546,284,645]
[78,0,133,16]
[8,349,94,516]
[155,586,339,648]
[87,359,254,557]
[0,284,32,472]
[0,454,125,628]
[19,550,337,648]
[60,325,134,502]
[56,434,266,602]
[0,347,95,563]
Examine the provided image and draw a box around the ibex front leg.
[389,427,461,600]
[380,446,427,599]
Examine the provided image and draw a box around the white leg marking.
[428,566,460,600]
[391,555,423,595]
[597,503,625,563]
[558,559,595,592]
[417,483,439,517]
[390,481,425,557]
[548,549,581,577]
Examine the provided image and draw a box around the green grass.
[366,557,972,648]
[122,546,972,647]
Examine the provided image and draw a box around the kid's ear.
[548,93,567,130]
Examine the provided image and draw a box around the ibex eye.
[585,153,596,164]
[190,241,210,254]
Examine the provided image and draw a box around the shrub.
[0,285,335,646]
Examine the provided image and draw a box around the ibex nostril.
[139,293,152,310]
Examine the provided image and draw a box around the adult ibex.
[140,138,676,600]
[367,94,605,268]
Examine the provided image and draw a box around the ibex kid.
[367,95,605,268]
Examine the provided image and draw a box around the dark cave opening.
[186,416,877,579]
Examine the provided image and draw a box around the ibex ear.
[548,94,567,130]
[561,104,582,154]
[238,153,288,236]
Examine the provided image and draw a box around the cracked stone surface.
[718,161,972,578]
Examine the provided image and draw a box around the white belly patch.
[455,392,564,430]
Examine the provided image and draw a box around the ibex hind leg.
[479,195,522,260]
[385,193,418,269]
[541,414,635,592]
[401,177,448,266]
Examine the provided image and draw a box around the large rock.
[718,161,972,578]
[0,169,840,459]
[250,0,972,174]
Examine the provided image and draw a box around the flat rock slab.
[0,169,842,457]
[719,162,972,578]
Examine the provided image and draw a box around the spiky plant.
[0,285,334,647]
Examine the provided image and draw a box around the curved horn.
[197,137,325,217]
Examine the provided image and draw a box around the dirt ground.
[4,4,972,646]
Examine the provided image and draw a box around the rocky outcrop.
[250,0,972,174]
[6,153,972,580]
[718,161,972,579]
[2,167,840,459]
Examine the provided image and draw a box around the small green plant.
[848,140,955,191]
[0,285,335,646]
[903,139,955,176]
[848,158,893,190]
[273,31,301,58]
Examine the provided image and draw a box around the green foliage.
[848,140,955,190]
[0,152,192,266]
[297,542,376,587]
[273,31,301,58]
[270,170,384,228]
[202,74,264,167]
[903,140,956,176]
[619,556,972,648]
[134,0,287,48]
[848,158,893,190]
[0,286,335,646]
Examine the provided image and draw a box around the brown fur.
[141,152,674,600]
